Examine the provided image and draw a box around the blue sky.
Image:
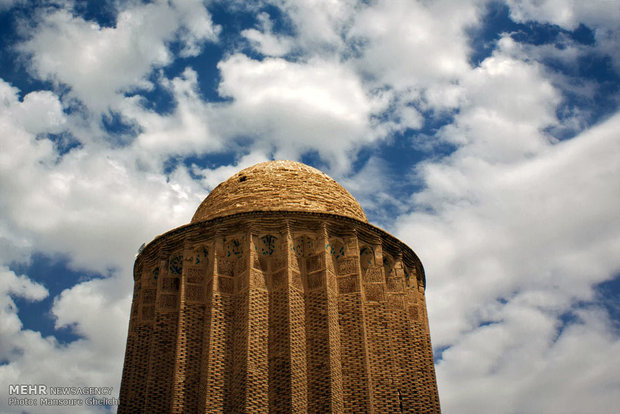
[1,1,619,413]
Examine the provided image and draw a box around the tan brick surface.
[191,160,368,223]
[119,161,440,413]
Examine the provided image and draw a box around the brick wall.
[118,212,440,413]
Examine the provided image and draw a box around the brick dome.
[191,160,368,223]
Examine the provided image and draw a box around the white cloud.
[0,267,48,306]
[400,109,620,344]
[19,0,219,113]
[349,0,479,92]
[0,266,49,352]
[123,68,224,164]
[0,76,206,412]
[52,277,129,359]
[506,0,620,31]
[506,0,620,70]
[0,77,204,273]
[0,267,47,362]
[215,53,386,172]
[437,305,620,414]
[397,103,620,412]
[0,268,127,414]
[272,0,358,54]
[435,37,560,163]
[241,12,295,56]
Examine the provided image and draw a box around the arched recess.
[169,254,183,275]
[359,245,375,272]
[404,266,416,289]
[167,253,183,291]
[258,234,278,256]
[224,238,243,258]
[383,254,395,279]
[216,236,245,294]
[192,245,209,266]
[328,237,346,261]
[293,234,317,258]
[251,234,281,272]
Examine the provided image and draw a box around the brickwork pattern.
[119,161,439,413]
[191,160,368,223]
[119,211,440,413]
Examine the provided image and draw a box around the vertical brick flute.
[119,160,441,413]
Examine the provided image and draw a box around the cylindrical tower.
[119,160,440,413]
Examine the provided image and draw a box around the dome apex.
[191,160,367,223]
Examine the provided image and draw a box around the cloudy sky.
[1,0,619,413]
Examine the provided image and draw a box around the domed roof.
[191,160,368,223]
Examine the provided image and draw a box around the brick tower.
[119,160,440,413]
